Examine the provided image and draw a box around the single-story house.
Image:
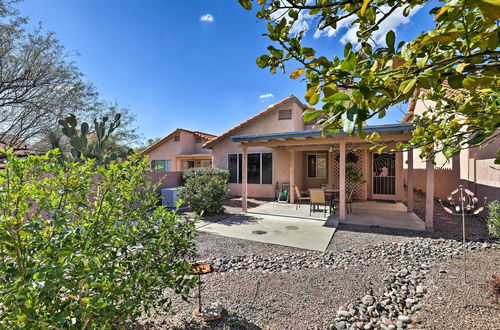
[203,95,435,229]
[141,128,215,172]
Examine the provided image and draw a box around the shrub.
[178,167,229,215]
[486,200,500,238]
[0,150,197,328]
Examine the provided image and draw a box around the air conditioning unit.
[161,188,179,209]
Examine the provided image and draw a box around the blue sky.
[17,1,436,140]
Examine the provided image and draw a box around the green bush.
[178,167,229,215]
[0,150,197,329]
[486,200,500,238]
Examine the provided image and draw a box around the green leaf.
[305,86,320,105]
[448,74,464,89]
[442,145,454,159]
[324,92,350,103]
[342,106,358,134]
[361,0,372,15]
[256,55,270,68]
[238,0,252,10]
[302,109,321,122]
[386,30,395,50]
[399,78,417,94]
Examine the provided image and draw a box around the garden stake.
[190,263,214,317]
[439,185,486,307]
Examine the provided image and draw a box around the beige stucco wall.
[211,99,306,198]
[404,97,500,201]
[144,130,212,171]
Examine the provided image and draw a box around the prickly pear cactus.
[58,113,131,165]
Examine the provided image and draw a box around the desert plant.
[59,114,132,165]
[486,200,500,238]
[178,167,229,215]
[0,149,197,328]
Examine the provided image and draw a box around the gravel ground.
[419,250,500,330]
[131,191,498,329]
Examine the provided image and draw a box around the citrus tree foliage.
[0,150,197,328]
[178,167,229,215]
[238,0,500,162]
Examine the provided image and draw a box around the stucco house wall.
[403,97,500,201]
[210,98,307,198]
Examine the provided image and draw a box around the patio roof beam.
[240,132,412,148]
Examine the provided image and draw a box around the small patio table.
[323,188,339,211]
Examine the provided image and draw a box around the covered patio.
[232,123,436,231]
[248,200,425,231]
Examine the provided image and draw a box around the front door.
[372,153,396,200]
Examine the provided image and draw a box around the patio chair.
[309,189,331,217]
[332,188,355,214]
[293,185,310,210]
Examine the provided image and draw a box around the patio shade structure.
[232,123,436,230]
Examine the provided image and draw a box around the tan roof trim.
[141,128,216,155]
[203,95,317,148]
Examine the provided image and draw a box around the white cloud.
[270,0,315,36]
[316,5,422,46]
[259,93,274,101]
[200,14,214,22]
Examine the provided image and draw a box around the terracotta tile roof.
[203,95,316,148]
[140,128,216,155]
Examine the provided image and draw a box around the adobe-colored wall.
[144,130,212,171]
[211,100,305,198]
[147,171,183,192]
[406,98,500,202]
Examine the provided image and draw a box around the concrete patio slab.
[196,213,337,251]
[248,201,425,231]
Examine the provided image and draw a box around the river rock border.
[199,238,496,329]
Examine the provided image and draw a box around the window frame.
[227,152,273,185]
[151,159,171,172]
[307,153,327,178]
[173,135,180,142]
[195,137,202,143]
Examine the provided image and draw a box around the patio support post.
[328,147,334,188]
[339,141,346,220]
[242,145,248,212]
[407,149,414,212]
[396,151,404,201]
[425,157,434,230]
[289,150,295,203]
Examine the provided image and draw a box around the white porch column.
[361,148,369,200]
[339,141,346,220]
[289,150,295,203]
[242,145,248,212]
[407,149,414,212]
[425,157,434,230]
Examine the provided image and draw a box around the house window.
[183,160,195,169]
[278,109,292,120]
[174,135,180,142]
[228,153,272,184]
[308,154,327,178]
[195,137,202,143]
[201,160,212,168]
[151,159,171,172]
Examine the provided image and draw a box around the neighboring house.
[0,143,40,169]
[141,128,216,172]
[402,87,500,202]
[203,95,435,229]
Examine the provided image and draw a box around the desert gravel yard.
[132,193,499,329]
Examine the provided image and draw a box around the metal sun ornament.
[439,186,487,292]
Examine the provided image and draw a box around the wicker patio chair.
[293,185,310,210]
[309,189,331,217]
